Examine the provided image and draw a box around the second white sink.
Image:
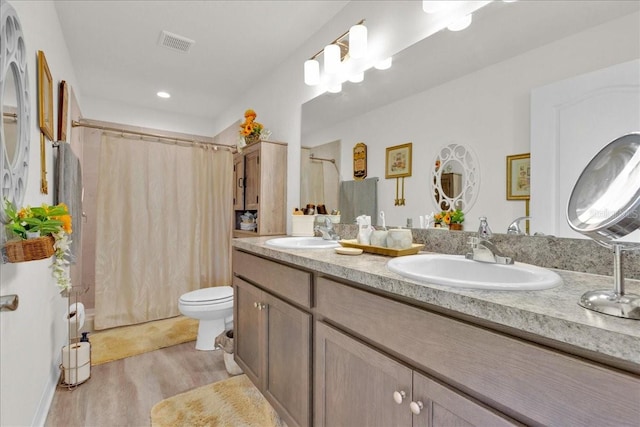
[265,236,341,249]
[387,254,562,291]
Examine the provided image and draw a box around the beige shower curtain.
[300,149,325,206]
[94,134,233,330]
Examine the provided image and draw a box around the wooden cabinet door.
[315,321,413,427]
[263,293,312,427]
[233,277,266,388]
[412,371,519,427]
[233,153,245,210]
[244,149,260,210]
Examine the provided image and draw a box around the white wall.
[301,12,640,232]
[0,1,82,425]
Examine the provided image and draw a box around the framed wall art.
[506,153,530,200]
[353,142,367,180]
[57,80,68,142]
[385,142,412,178]
[37,50,54,140]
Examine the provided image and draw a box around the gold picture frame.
[385,142,412,178]
[506,153,530,200]
[38,50,54,140]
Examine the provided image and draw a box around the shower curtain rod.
[71,120,234,151]
[309,155,335,164]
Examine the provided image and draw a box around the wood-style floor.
[45,341,231,426]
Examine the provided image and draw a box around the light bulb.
[447,14,473,31]
[327,82,342,93]
[422,0,447,13]
[348,72,364,84]
[349,24,367,59]
[324,44,341,74]
[304,59,320,86]
[374,57,393,70]
[156,91,171,98]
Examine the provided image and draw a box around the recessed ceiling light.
[157,91,171,99]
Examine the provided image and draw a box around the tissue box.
[292,215,315,237]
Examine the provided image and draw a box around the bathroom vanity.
[232,237,640,427]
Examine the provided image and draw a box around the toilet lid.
[180,286,233,304]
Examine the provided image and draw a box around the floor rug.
[150,374,283,427]
[90,315,198,366]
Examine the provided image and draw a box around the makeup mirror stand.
[579,242,640,319]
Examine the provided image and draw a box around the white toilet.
[178,286,234,351]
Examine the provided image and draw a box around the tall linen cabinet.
[233,141,287,237]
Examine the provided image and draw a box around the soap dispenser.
[478,217,492,239]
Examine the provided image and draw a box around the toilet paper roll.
[62,342,91,369]
[67,302,85,332]
[63,364,91,385]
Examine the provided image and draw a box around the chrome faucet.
[465,217,513,264]
[314,216,340,240]
[507,216,531,235]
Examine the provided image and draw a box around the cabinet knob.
[409,401,424,415]
[254,302,267,310]
[253,302,259,308]
[393,390,406,405]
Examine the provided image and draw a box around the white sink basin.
[265,237,341,249]
[387,254,562,290]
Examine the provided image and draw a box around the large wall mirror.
[1,0,30,227]
[301,0,639,234]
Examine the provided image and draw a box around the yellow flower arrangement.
[239,109,263,142]
[434,209,464,225]
[4,199,73,291]
[4,199,72,238]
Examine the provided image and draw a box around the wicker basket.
[244,133,260,145]
[4,235,55,263]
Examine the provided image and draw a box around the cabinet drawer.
[316,276,640,426]
[233,249,312,308]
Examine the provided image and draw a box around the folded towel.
[55,142,83,262]
[339,177,378,225]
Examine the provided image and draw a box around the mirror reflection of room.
[300,140,341,217]
[2,67,19,164]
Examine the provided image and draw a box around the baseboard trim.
[31,360,62,427]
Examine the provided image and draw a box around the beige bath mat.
[150,374,283,427]
[90,315,198,365]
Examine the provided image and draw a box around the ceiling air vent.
[158,30,194,53]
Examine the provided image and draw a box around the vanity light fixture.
[303,19,368,92]
[157,91,171,99]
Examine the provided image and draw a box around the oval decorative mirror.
[431,143,479,212]
[0,1,30,226]
[567,132,640,319]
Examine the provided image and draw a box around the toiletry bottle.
[356,215,372,245]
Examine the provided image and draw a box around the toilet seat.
[179,286,233,306]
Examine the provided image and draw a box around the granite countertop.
[232,237,640,368]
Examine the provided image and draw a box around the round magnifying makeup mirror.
[567,132,640,319]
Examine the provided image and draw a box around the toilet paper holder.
[0,294,19,311]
